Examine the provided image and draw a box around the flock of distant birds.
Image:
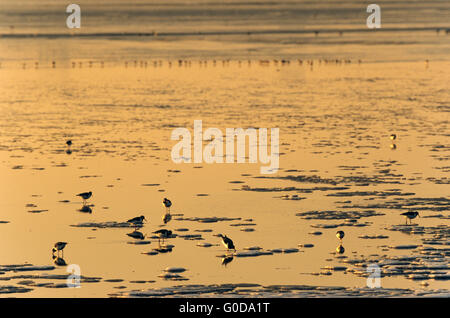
[4,58,366,70]
[3,55,435,74]
[53,134,421,264]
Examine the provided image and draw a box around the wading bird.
[52,242,68,257]
[76,191,92,205]
[127,215,146,229]
[401,211,419,224]
[336,230,345,242]
[163,198,172,213]
[154,229,172,243]
[218,234,236,252]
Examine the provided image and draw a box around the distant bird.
[163,198,172,212]
[127,215,146,228]
[390,143,397,150]
[401,211,419,224]
[76,191,92,205]
[66,140,72,147]
[390,134,397,141]
[154,229,172,242]
[52,242,68,256]
[336,231,345,242]
[218,234,236,251]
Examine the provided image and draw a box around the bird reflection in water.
[127,230,145,240]
[336,244,345,254]
[154,242,174,254]
[78,205,93,214]
[52,254,67,266]
[154,229,172,244]
[221,253,234,267]
[163,212,172,224]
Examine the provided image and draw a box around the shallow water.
[0,0,449,297]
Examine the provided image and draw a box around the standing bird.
[154,229,172,243]
[66,140,72,147]
[390,134,397,141]
[163,198,172,213]
[77,191,92,205]
[218,234,236,252]
[336,230,345,242]
[127,215,146,229]
[52,242,68,257]
[401,211,419,224]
